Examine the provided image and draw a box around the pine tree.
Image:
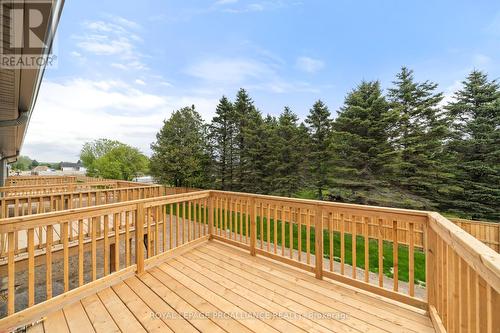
[273,107,304,196]
[331,81,397,195]
[210,96,237,190]
[305,100,332,200]
[150,106,211,187]
[387,67,450,204]
[240,108,265,193]
[233,89,263,192]
[445,70,500,220]
[260,115,280,194]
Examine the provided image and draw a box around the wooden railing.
[0,185,164,218]
[451,218,500,253]
[0,191,210,322]
[426,213,500,332]
[0,180,158,197]
[0,181,123,197]
[0,189,499,333]
[0,186,202,258]
[210,191,428,308]
[6,176,78,186]
[75,176,107,183]
[0,186,165,260]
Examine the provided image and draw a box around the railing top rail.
[450,217,500,226]
[0,184,163,201]
[0,190,211,233]
[429,212,500,293]
[211,190,429,219]
[6,175,78,179]
[0,181,119,191]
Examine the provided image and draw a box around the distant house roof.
[60,161,83,168]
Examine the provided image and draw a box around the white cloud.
[23,79,219,161]
[185,57,322,94]
[75,16,147,71]
[108,15,142,30]
[77,36,133,56]
[214,0,239,5]
[135,79,146,85]
[473,53,491,67]
[296,56,325,73]
[219,0,298,14]
[186,58,273,84]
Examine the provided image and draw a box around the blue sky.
[23,0,500,161]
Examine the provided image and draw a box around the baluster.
[409,222,415,296]
[78,219,84,286]
[352,215,357,279]
[364,217,370,283]
[28,228,35,306]
[62,222,69,292]
[393,220,399,291]
[46,225,53,298]
[274,204,278,255]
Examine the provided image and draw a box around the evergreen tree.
[150,106,211,187]
[388,67,450,204]
[273,107,304,196]
[240,108,266,193]
[305,100,332,199]
[260,115,280,194]
[445,70,500,220]
[210,96,237,190]
[331,81,397,194]
[233,89,263,192]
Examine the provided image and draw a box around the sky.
[22,0,500,162]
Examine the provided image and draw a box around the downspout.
[0,152,19,189]
[0,111,29,188]
[0,111,29,127]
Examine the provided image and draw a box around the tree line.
[150,68,500,221]
[81,139,149,181]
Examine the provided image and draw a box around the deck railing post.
[426,217,436,307]
[250,197,256,256]
[135,202,145,274]
[208,194,214,239]
[314,204,323,279]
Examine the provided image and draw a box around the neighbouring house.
[31,166,49,175]
[60,160,87,173]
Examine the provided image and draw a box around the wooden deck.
[27,240,434,333]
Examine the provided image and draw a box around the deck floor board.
[200,242,435,332]
[30,240,434,333]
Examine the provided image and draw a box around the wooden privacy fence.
[5,176,78,186]
[0,191,210,317]
[451,218,500,253]
[0,189,498,333]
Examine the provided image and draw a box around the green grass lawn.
[255,219,425,284]
[166,204,426,285]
